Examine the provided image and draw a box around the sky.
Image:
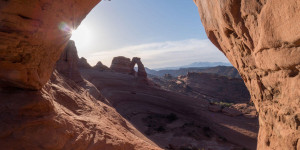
[71,0,229,69]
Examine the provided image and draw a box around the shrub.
[213,101,233,108]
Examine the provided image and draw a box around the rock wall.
[194,0,300,149]
[0,0,100,90]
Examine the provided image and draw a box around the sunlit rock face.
[194,0,300,149]
[0,0,101,90]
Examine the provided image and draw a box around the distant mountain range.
[153,62,232,70]
[145,66,240,78]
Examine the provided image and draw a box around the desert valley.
[0,0,299,150]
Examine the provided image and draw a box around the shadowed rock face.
[93,61,110,71]
[56,40,83,83]
[131,57,147,78]
[78,57,92,69]
[194,0,300,149]
[111,56,147,78]
[110,56,132,74]
[0,0,100,90]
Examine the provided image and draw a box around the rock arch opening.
[0,0,299,150]
[130,57,147,78]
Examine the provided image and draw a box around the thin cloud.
[86,39,229,69]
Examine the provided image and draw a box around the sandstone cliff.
[194,0,300,149]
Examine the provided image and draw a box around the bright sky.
[71,0,229,69]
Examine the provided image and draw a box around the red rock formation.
[0,0,298,149]
[56,40,83,83]
[0,71,160,150]
[78,57,92,69]
[111,56,148,78]
[110,56,132,74]
[131,57,147,78]
[80,64,258,150]
[194,0,300,149]
[0,0,101,90]
[93,61,110,71]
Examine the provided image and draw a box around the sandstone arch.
[0,0,299,149]
[130,57,147,78]
[0,0,100,89]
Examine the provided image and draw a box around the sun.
[70,24,92,49]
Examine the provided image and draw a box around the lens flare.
[58,22,72,34]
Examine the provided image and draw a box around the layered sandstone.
[194,0,300,149]
[0,0,101,90]
[0,71,160,150]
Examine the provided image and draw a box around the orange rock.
[0,70,160,150]
[0,0,101,90]
[194,0,300,149]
